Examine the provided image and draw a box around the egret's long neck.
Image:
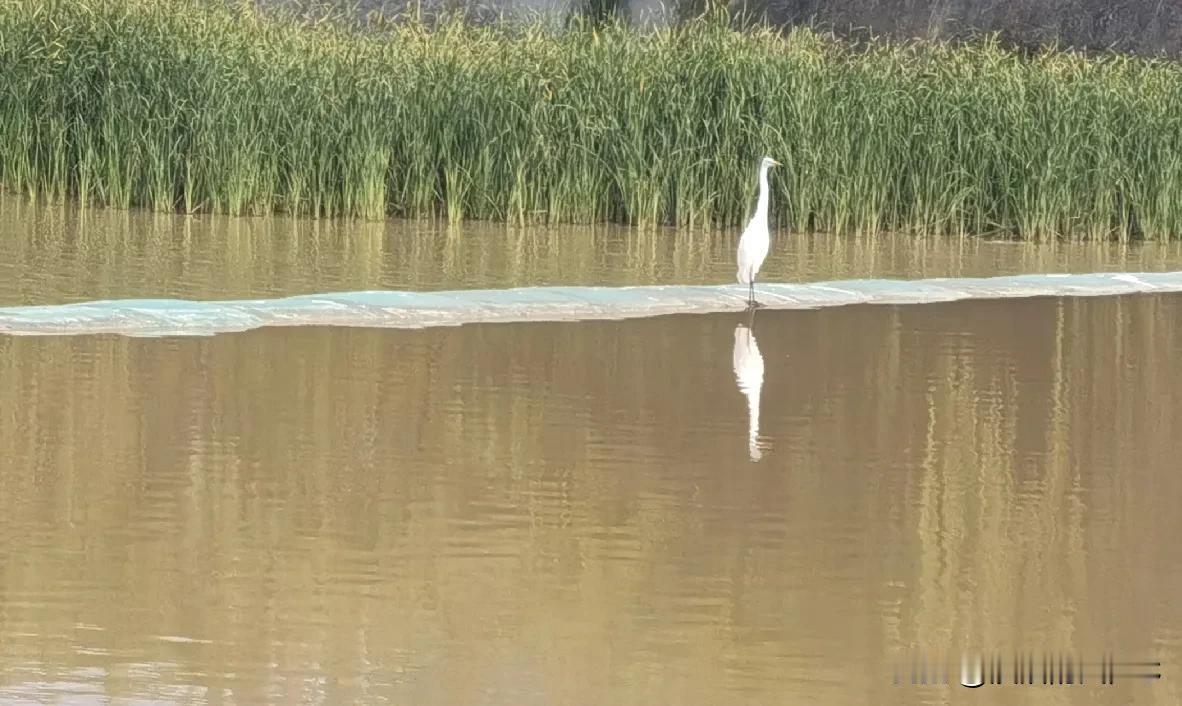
[754,164,771,225]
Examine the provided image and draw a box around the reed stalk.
[2,0,1181,239]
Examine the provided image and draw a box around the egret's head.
[760,156,782,170]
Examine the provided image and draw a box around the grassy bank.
[3,0,1182,238]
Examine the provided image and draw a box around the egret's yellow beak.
[770,159,782,167]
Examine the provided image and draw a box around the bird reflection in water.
[733,310,766,461]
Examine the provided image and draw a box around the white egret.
[733,315,765,462]
[736,156,782,308]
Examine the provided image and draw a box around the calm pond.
[1,195,1180,705]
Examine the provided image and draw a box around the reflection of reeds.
[890,295,1182,706]
[3,1,1182,237]
[1,298,1181,700]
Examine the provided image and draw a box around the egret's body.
[736,156,781,307]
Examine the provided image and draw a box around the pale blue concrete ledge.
[0,271,1180,337]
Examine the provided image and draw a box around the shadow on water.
[733,308,767,462]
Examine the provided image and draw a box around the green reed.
[2,0,1182,239]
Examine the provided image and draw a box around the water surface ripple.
[1,197,1180,705]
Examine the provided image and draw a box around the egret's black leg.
[748,278,763,309]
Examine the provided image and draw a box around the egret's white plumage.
[733,320,765,461]
[736,156,781,307]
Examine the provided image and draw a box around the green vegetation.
[3,0,1182,238]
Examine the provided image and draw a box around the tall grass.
[2,0,1182,239]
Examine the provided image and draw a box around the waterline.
[1,272,1180,338]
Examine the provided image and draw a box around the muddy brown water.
[1,196,1181,704]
